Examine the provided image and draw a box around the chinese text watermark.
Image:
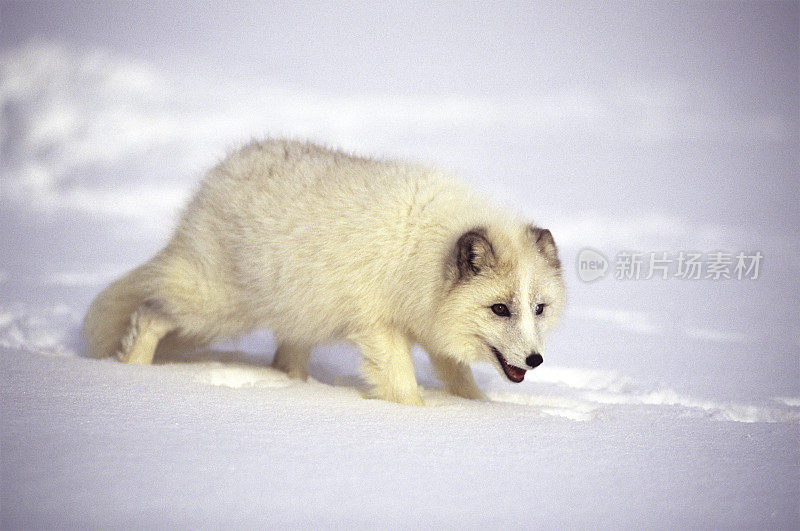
[576,248,763,282]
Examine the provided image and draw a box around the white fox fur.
[83,139,565,405]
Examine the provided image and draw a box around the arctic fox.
[83,139,565,405]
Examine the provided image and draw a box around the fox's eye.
[535,303,546,316]
[491,303,511,317]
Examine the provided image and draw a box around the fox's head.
[436,224,565,383]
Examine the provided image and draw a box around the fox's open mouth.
[491,347,526,383]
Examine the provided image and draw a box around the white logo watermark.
[576,248,609,282]
[576,249,763,282]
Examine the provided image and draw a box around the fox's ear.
[527,225,560,269]
[454,227,496,279]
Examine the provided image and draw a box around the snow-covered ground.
[3,345,798,528]
[2,3,799,527]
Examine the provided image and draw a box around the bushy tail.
[82,264,152,359]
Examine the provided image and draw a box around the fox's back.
[174,139,483,341]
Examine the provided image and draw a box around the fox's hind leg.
[428,353,486,400]
[118,303,176,364]
[271,342,311,380]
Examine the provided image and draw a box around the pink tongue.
[507,364,526,381]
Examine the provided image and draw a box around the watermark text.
[576,249,762,282]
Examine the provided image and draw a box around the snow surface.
[2,3,799,527]
[3,346,799,528]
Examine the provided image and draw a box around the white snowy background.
[1,1,798,528]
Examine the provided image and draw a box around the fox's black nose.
[526,353,543,368]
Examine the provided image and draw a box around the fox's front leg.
[352,326,423,406]
[428,353,487,400]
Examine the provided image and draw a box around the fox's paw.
[369,384,424,406]
[448,384,488,401]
